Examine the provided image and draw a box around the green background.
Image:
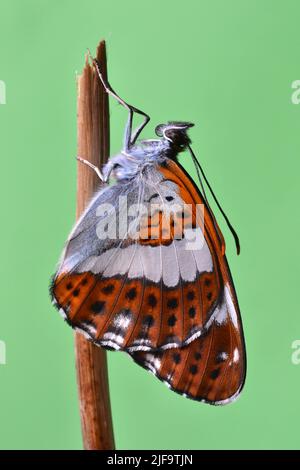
[0,0,299,450]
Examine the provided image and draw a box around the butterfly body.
[50,59,246,404]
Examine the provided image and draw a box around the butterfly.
[50,56,246,405]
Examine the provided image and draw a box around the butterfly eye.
[155,122,194,138]
[155,124,164,137]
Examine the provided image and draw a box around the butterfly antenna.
[188,145,240,255]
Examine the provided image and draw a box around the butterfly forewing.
[51,161,222,351]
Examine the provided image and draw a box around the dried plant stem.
[75,40,115,450]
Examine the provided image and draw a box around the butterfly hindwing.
[131,279,245,404]
[127,159,245,403]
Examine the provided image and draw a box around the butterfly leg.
[76,157,104,182]
[90,53,150,150]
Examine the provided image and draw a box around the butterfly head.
[155,121,194,156]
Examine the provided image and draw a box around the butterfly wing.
[130,159,246,403]
[130,263,246,404]
[51,159,223,352]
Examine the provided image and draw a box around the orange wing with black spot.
[51,161,221,351]
[50,157,245,403]
[130,159,246,403]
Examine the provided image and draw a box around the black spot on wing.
[90,301,105,314]
[210,368,221,379]
[143,315,154,328]
[188,306,196,318]
[189,364,198,375]
[148,294,157,308]
[173,352,181,364]
[168,314,177,326]
[167,298,178,309]
[187,291,195,301]
[126,287,137,300]
[102,284,115,295]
